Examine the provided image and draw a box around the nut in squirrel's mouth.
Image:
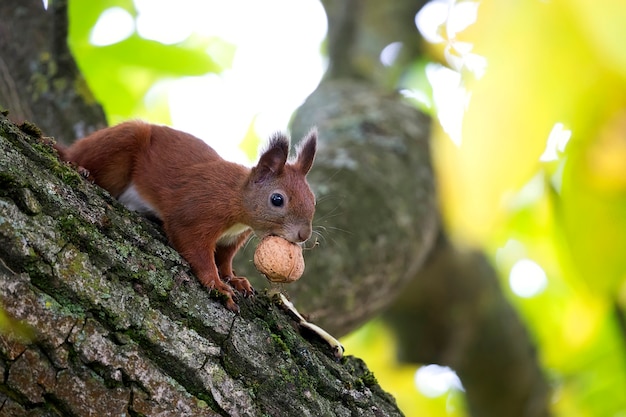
[254,235,305,283]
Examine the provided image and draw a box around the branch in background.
[0,0,106,142]
[321,0,429,85]
[237,78,439,337]
[384,233,552,417]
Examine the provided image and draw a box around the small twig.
[274,293,344,359]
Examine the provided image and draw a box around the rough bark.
[0,114,403,416]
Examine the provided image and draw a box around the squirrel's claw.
[225,275,255,298]
[224,296,240,313]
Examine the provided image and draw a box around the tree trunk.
[0,0,106,142]
[0,114,403,416]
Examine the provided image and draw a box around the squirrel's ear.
[253,133,289,183]
[295,128,317,175]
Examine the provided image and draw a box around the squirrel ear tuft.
[253,133,289,183]
[295,128,317,175]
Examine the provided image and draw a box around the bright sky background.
[90,0,327,163]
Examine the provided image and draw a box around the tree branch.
[0,0,106,142]
[0,114,403,417]
[384,233,552,417]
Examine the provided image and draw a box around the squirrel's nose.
[297,225,312,242]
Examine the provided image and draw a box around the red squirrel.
[56,121,317,312]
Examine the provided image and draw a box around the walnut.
[253,236,305,283]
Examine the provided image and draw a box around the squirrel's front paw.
[225,276,255,298]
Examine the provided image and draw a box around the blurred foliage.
[65,0,626,416]
[67,0,234,125]
[415,0,626,416]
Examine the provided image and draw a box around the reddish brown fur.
[57,121,317,312]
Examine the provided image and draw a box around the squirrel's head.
[244,129,317,243]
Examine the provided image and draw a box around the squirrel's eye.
[270,193,285,207]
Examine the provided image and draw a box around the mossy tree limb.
[0,114,403,416]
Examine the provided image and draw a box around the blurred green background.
[66,0,626,416]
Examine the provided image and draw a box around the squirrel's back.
[58,121,225,197]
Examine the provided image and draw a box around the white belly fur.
[218,223,251,246]
[118,183,160,217]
